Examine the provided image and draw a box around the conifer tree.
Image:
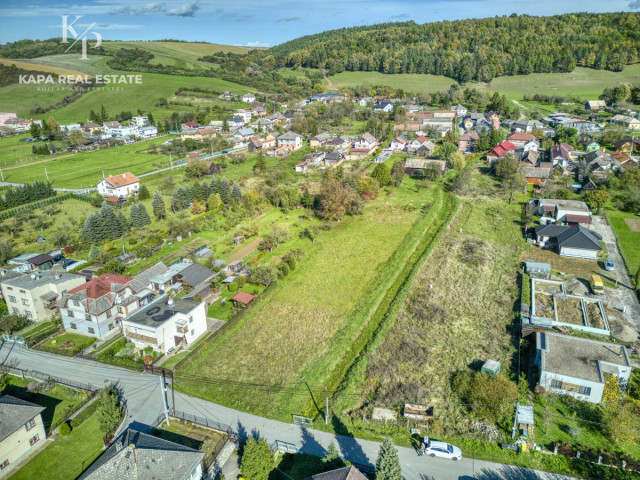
[152,191,166,220]
[129,203,140,228]
[138,185,151,201]
[231,183,242,202]
[375,438,402,480]
[88,245,101,262]
[201,180,210,200]
[137,203,151,226]
[117,211,130,236]
[100,201,119,239]
[219,177,231,204]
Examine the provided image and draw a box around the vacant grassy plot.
[0,58,92,78]
[176,195,433,416]
[1,376,89,433]
[9,409,104,480]
[0,133,46,168]
[7,54,114,76]
[328,71,456,92]
[3,135,176,188]
[39,332,96,356]
[606,208,640,275]
[328,65,640,100]
[0,83,73,119]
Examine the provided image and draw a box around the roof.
[278,131,302,141]
[520,167,550,179]
[565,214,591,224]
[231,291,255,305]
[405,158,446,170]
[183,121,198,127]
[538,199,590,213]
[178,263,215,287]
[68,274,133,298]
[556,225,602,250]
[307,466,368,480]
[393,136,407,144]
[507,132,536,142]
[124,295,200,329]
[78,428,204,480]
[360,132,376,143]
[134,263,168,286]
[0,394,45,443]
[516,405,534,425]
[102,172,140,188]
[459,131,479,141]
[539,332,629,383]
[28,253,53,265]
[1,271,83,291]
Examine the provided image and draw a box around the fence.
[0,363,99,392]
[0,192,92,220]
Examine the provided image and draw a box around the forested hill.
[267,13,640,82]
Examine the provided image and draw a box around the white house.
[102,121,122,135]
[235,110,252,124]
[375,102,393,113]
[277,131,303,151]
[536,332,632,403]
[122,295,207,355]
[137,125,157,138]
[536,199,590,223]
[130,115,148,127]
[0,395,46,477]
[97,172,140,198]
[0,112,17,127]
[390,136,407,151]
[534,225,602,260]
[242,93,256,103]
[352,133,377,153]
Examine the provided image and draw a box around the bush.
[58,422,72,436]
[236,276,247,288]
[283,254,297,271]
[228,282,238,292]
[127,237,138,246]
[277,262,289,277]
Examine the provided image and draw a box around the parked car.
[605,258,615,271]
[423,438,462,460]
[590,274,605,295]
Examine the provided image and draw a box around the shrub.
[58,422,72,436]
[277,262,289,277]
[236,276,247,288]
[283,254,297,271]
[128,237,138,246]
[228,282,238,292]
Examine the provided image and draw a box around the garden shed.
[481,359,501,375]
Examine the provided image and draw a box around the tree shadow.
[298,424,326,457]
[151,426,204,451]
[331,415,370,466]
[469,464,573,479]
[2,384,61,432]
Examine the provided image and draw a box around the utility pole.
[101,169,104,179]
[325,387,329,425]
[171,372,175,415]
[170,153,173,170]
[0,167,4,182]
[45,167,49,182]
[160,372,170,426]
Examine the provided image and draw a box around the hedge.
[70,399,99,429]
[97,338,144,372]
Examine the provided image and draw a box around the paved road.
[591,215,640,332]
[0,344,577,480]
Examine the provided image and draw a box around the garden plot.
[555,296,584,326]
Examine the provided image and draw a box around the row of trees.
[0,181,56,211]
[170,177,241,212]
[80,201,150,244]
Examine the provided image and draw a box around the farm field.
[328,65,640,100]
[175,183,449,419]
[1,135,178,188]
[606,207,640,275]
[0,133,50,168]
[0,58,91,78]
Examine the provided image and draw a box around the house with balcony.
[1,271,85,322]
[97,172,140,198]
[536,332,632,403]
[0,395,46,478]
[57,274,151,338]
[122,295,207,355]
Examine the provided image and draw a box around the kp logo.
[60,15,102,60]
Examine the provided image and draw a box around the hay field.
[0,58,92,78]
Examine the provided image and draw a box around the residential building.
[450,104,468,117]
[534,224,602,259]
[137,126,157,138]
[585,100,606,110]
[57,274,150,338]
[549,143,575,168]
[352,133,377,153]
[375,102,393,113]
[390,136,407,151]
[486,141,516,161]
[507,132,536,148]
[235,110,252,124]
[310,132,331,148]
[585,150,621,175]
[404,158,446,176]
[102,121,122,135]
[308,466,368,480]
[610,114,640,130]
[536,332,631,403]
[0,113,17,127]
[242,93,256,103]
[77,428,204,480]
[0,395,46,477]
[170,262,216,289]
[276,131,303,151]
[130,116,148,127]
[458,131,479,152]
[520,166,551,184]
[1,271,85,322]
[536,199,590,223]
[97,172,140,198]
[122,295,207,354]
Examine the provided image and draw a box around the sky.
[0,0,639,47]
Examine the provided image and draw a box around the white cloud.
[246,41,271,47]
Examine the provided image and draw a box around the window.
[108,323,114,331]
[0,460,8,471]
[68,310,74,318]
[8,295,16,303]
[29,434,40,447]
[25,311,32,319]
[70,323,77,330]
[22,299,29,306]
[88,327,95,334]
[117,307,124,314]
[85,314,91,321]
[190,329,194,336]
[25,419,36,431]
[578,386,591,395]
[189,316,193,323]
[73,300,80,307]
[12,307,19,314]
[550,380,562,389]
[6,287,12,291]
[19,289,25,294]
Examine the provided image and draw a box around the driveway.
[591,216,640,332]
[0,344,578,480]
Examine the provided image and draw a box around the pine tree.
[147,112,155,125]
[138,185,150,201]
[100,201,119,239]
[100,104,108,123]
[240,437,274,480]
[137,203,151,226]
[231,183,242,202]
[201,180,210,200]
[152,191,166,220]
[322,442,345,471]
[117,211,130,236]
[375,438,402,480]
[88,245,101,262]
[301,188,313,208]
[219,177,231,205]
[192,181,203,202]
[129,203,140,228]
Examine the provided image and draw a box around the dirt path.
[3,153,77,171]
[227,237,262,262]
[325,76,334,90]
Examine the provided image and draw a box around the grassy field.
[0,58,91,77]
[606,208,640,276]
[2,135,176,188]
[175,182,449,418]
[328,65,640,100]
[9,408,104,480]
[39,332,96,355]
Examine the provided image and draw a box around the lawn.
[606,208,640,276]
[9,408,104,480]
[38,332,96,356]
[2,135,178,188]
[0,133,55,169]
[207,284,266,321]
[176,187,446,417]
[328,65,640,100]
[1,376,90,433]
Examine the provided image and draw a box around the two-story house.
[97,172,140,198]
[122,295,207,354]
[57,274,150,338]
[0,271,85,322]
[0,395,46,477]
[351,133,377,154]
[276,132,303,151]
[458,131,479,152]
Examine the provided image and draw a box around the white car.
[424,439,462,461]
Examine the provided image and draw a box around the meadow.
[605,207,640,275]
[328,65,640,99]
